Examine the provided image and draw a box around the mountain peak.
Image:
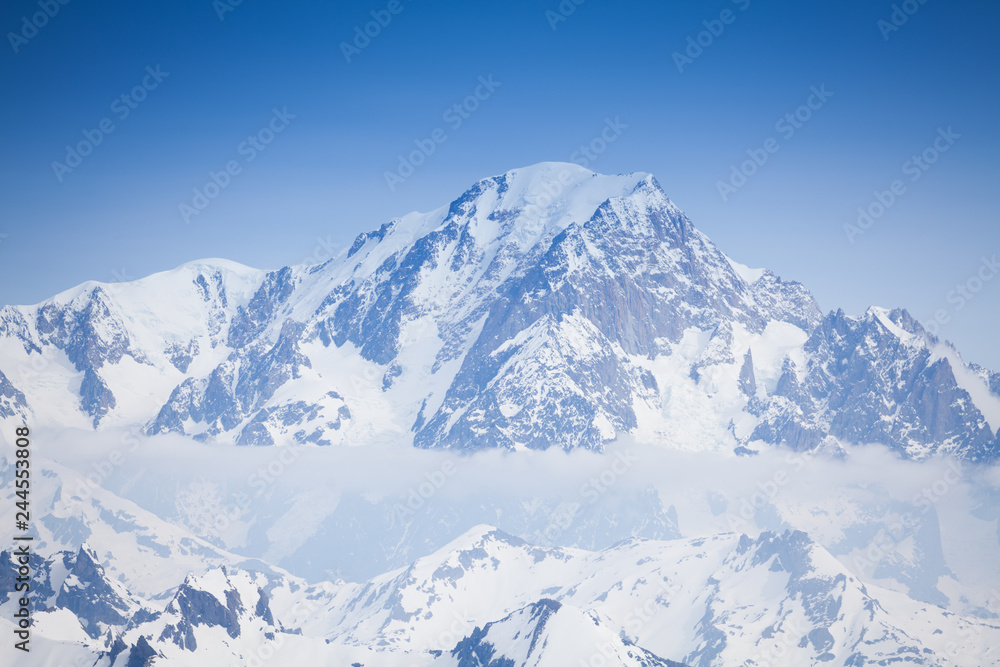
[434,524,527,554]
[423,162,659,252]
[2,162,996,459]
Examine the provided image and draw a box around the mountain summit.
[1,163,997,459]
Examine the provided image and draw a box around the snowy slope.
[437,598,687,667]
[8,520,999,667]
[0,164,997,460]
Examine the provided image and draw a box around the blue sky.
[1,0,998,367]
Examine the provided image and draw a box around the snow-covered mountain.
[4,524,998,666]
[438,598,688,667]
[1,162,997,460]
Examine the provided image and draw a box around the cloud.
[12,426,1000,612]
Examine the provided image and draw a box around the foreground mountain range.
[3,513,997,666]
[1,163,997,461]
[1,447,997,666]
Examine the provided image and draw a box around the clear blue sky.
[1,0,998,368]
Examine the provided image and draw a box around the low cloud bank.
[8,427,1000,612]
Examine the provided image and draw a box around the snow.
[749,320,811,393]
[871,305,916,342]
[633,328,736,452]
[30,608,91,644]
[188,567,232,602]
[930,343,1000,434]
[5,434,1000,665]
[724,254,767,284]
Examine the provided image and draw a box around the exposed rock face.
[0,544,150,639]
[8,525,1000,666]
[124,635,159,667]
[170,569,275,649]
[0,368,27,419]
[34,286,137,371]
[749,308,998,460]
[0,163,996,459]
[228,266,297,349]
[160,579,244,649]
[55,546,136,636]
[148,318,315,441]
[449,598,689,667]
[79,368,116,426]
[0,548,57,609]
[738,349,756,398]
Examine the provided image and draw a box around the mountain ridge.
[0,162,997,460]
[5,520,997,667]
